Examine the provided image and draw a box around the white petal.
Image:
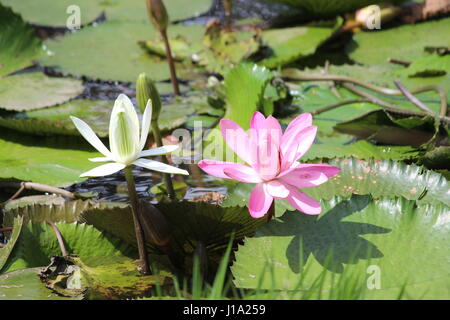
[80,163,126,177]
[133,158,188,175]
[88,157,113,162]
[139,99,153,152]
[139,145,179,157]
[70,116,111,157]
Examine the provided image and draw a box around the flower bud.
[137,200,171,247]
[136,73,162,121]
[355,3,400,30]
[145,0,169,32]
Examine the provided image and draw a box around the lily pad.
[0,216,23,272]
[158,99,197,132]
[347,18,450,66]
[308,158,450,205]
[2,195,96,226]
[0,128,101,187]
[1,221,137,273]
[81,201,265,267]
[0,99,111,136]
[405,54,450,77]
[0,267,77,300]
[304,140,420,161]
[0,72,84,111]
[0,5,42,78]
[38,22,204,82]
[232,194,450,299]
[334,109,440,147]
[0,0,104,27]
[265,0,402,17]
[259,19,341,68]
[199,29,262,73]
[222,158,450,217]
[0,0,213,26]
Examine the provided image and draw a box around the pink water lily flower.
[198,112,340,218]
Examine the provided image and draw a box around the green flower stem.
[161,29,180,96]
[266,201,275,223]
[47,221,68,257]
[151,120,176,200]
[124,166,151,275]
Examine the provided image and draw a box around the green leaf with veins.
[202,64,273,163]
[81,201,265,270]
[222,158,450,217]
[232,194,450,299]
[1,221,136,273]
[0,5,42,78]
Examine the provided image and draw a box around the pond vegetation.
[0,0,449,300]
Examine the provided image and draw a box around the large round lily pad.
[232,194,450,299]
[38,22,204,82]
[0,72,84,111]
[0,99,111,137]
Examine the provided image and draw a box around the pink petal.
[285,185,321,215]
[223,166,262,183]
[265,180,290,198]
[280,113,312,155]
[284,113,313,137]
[250,111,266,131]
[248,183,274,218]
[281,126,317,171]
[198,160,254,179]
[279,169,328,188]
[253,135,280,181]
[220,119,253,165]
[248,115,282,181]
[264,115,282,148]
[295,164,340,178]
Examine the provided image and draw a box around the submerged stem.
[124,166,151,275]
[151,120,176,200]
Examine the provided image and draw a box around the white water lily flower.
[70,94,188,177]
